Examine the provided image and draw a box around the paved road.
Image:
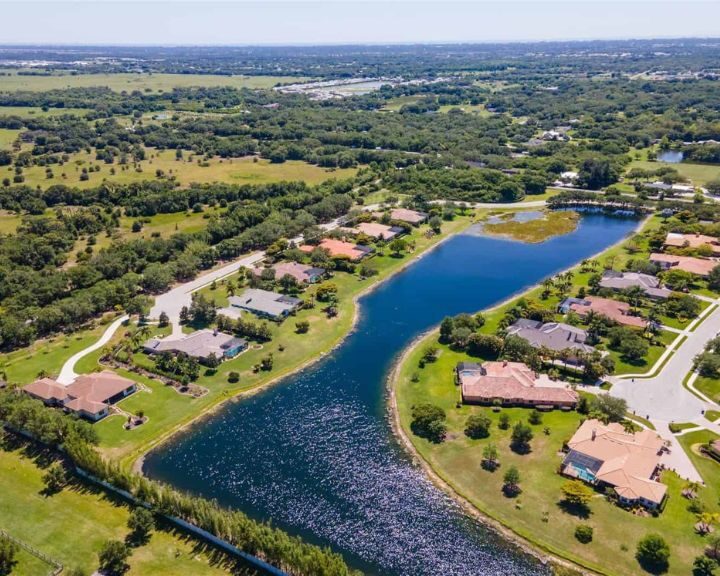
[431,199,548,209]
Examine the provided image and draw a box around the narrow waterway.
[144,213,639,576]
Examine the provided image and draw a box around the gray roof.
[230,289,301,318]
[145,329,246,360]
[507,320,594,355]
[599,271,670,299]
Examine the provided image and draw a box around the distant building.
[650,253,718,277]
[354,222,403,240]
[664,233,720,255]
[560,296,647,329]
[253,261,325,284]
[562,419,667,510]
[644,181,695,195]
[23,370,137,421]
[457,361,578,409]
[506,319,595,358]
[229,289,302,320]
[299,238,372,261]
[389,208,427,225]
[599,271,671,300]
[144,329,247,363]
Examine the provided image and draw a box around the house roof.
[254,262,325,284]
[23,377,68,402]
[299,239,369,261]
[460,361,578,405]
[507,320,595,355]
[390,208,427,224]
[650,253,718,277]
[229,289,301,318]
[599,271,670,298]
[567,296,647,328]
[665,233,720,253]
[146,329,247,359]
[566,419,666,505]
[355,222,401,240]
[66,371,137,405]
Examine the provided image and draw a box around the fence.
[0,529,63,576]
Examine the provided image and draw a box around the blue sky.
[2,1,720,45]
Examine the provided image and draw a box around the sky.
[1,1,720,45]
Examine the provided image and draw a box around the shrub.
[227,371,240,383]
[98,540,130,575]
[464,414,491,439]
[410,403,447,443]
[0,535,18,576]
[510,421,533,453]
[502,465,521,497]
[575,524,594,544]
[636,533,670,574]
[528,409,542,425]
[498,412,510,430]
[295,320,310,334]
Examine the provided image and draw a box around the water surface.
[145,213,638,576]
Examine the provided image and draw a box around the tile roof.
[299,239,370,261]
[355,222,401,240]
[146,329,247,359]
[390,208,427,224]
[650,253,718,277]
[567,296,647,328]
[22,377,68,402]
[66,371,137,405]
[507,320,595,355]
[599,271,671,299]
[229,289,301,318]
[665,233,720,253]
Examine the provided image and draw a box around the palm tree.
[696,512,720,535]
[682,481,701,499]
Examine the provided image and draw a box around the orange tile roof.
[569,296,647,328]
[650,253,718,277]
[299,239,367,261]
[355,222,399,240]
[22,377,68,402]
[65,370,136,405]
[665,233,720,253]
[390,208,427,224]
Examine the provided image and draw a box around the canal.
[144,213,639,576]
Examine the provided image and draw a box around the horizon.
[3,1,720,46]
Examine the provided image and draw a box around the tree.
[467,333,504,358]
[575,524,594,544]
[619,334,649,362]
[315,282,338,302]
[42,462,67,494]
[0,535,17,576]
[279,273,299,293]
[561,480,594,508]
[98,540,130,575]
[528,409,542,425]
[693,555,717,576]
[410,403,447,443]
[636,533,670,574]
[481,443,499,471]
[158,311,169,328]
[510,421,533,453]
[498,412,510,430]
[428,215,442,233]
[464,414,491,439]
[127,507,154,545]
[389,237,407,257]
[591,394,627,423]
[706,534,720,561]
[295,320,310,334]
[502,465,521,496]
[708,265,720,292]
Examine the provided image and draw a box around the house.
[254,262,325,284]
[144,329,247,363]
[228,289,301,320]
[354,222,403,240]
[650,253,718,277]
[560,296,647,329]
[644,181,695,195]
[457,361,578,409]
[507,319,595,355]
[664,233,720,255]
[299,239,371,261]
[23,370,137,422]
[561,419,668,510]
[389,208,427,225]
[599,271,671,300]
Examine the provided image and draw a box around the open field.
[627,159,720,187]
[481,209,579,243]
[12,149,358,189]
[0,72,308,92]
[437,103,493,116]
[0,105,90,118]
[394,332,719,576]
[0,436,233,576]
[0,128,20,149]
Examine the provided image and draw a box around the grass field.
[0,436,233,576]
[0,105,90,118]
[0,128,20,149]
[481,209,579,243]
[12,149,358,189]
[627,159,720,187]
[437,103,493,116]
[0,72,307,92]
[394,333,719,576]
[695,376,720,404]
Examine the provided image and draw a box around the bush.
[98,540,130,575]
[0,535,18,576]
[498,412,510,430]
[575,524,594,544]
[502,465,521,497]
[561,480,594,508]
[227,371,240,383]
[127,507,154,545]
[528,409,542,425]
[464,414,491,439]
[636,533,670,574]
[410,403,446,443]
[510,421,534,453]
[693,555,717,576]
[295,320,310,334]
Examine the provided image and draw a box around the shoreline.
[129,215,475,473]
[384,214,649,576]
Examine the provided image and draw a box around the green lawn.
[0,128,20,149]
[704,410,720,423]
[12,149,358,190]
[0,436,234,576]
[695,376,720,403]
[0,72,307,92]
[82,216,476,465]
[0,105,90,118]
[627,159,720,187]
[394,333,719,576]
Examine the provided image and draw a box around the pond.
[657,150,684,163]
[144,213,639,576]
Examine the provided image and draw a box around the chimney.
[591,429,596,441]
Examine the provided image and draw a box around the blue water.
[144,213,638,576]
[657,150,684,163]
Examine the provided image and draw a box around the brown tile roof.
[271,261,325,283]
[650,253,718,277]
[460,361,578,406]
[355,222,399,240]
[565,419,667,505]
[390,208,427,224]
[665,233,720,253]
[569,296,647,328]
[65,370,136,406]
[22,377,68,403]
[299,239,368,261]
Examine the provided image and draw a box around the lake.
[657,150,684,163]
[144,213,639,576]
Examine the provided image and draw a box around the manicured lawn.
[0,72,307,92]
[394,334,719,576]
[627,159,720,187]
[676,430,720,500]
[704,410,720,423]
[12,149,358,190]
[695,376,720,403]
[0,436,233,576]
[81,216,475,464]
